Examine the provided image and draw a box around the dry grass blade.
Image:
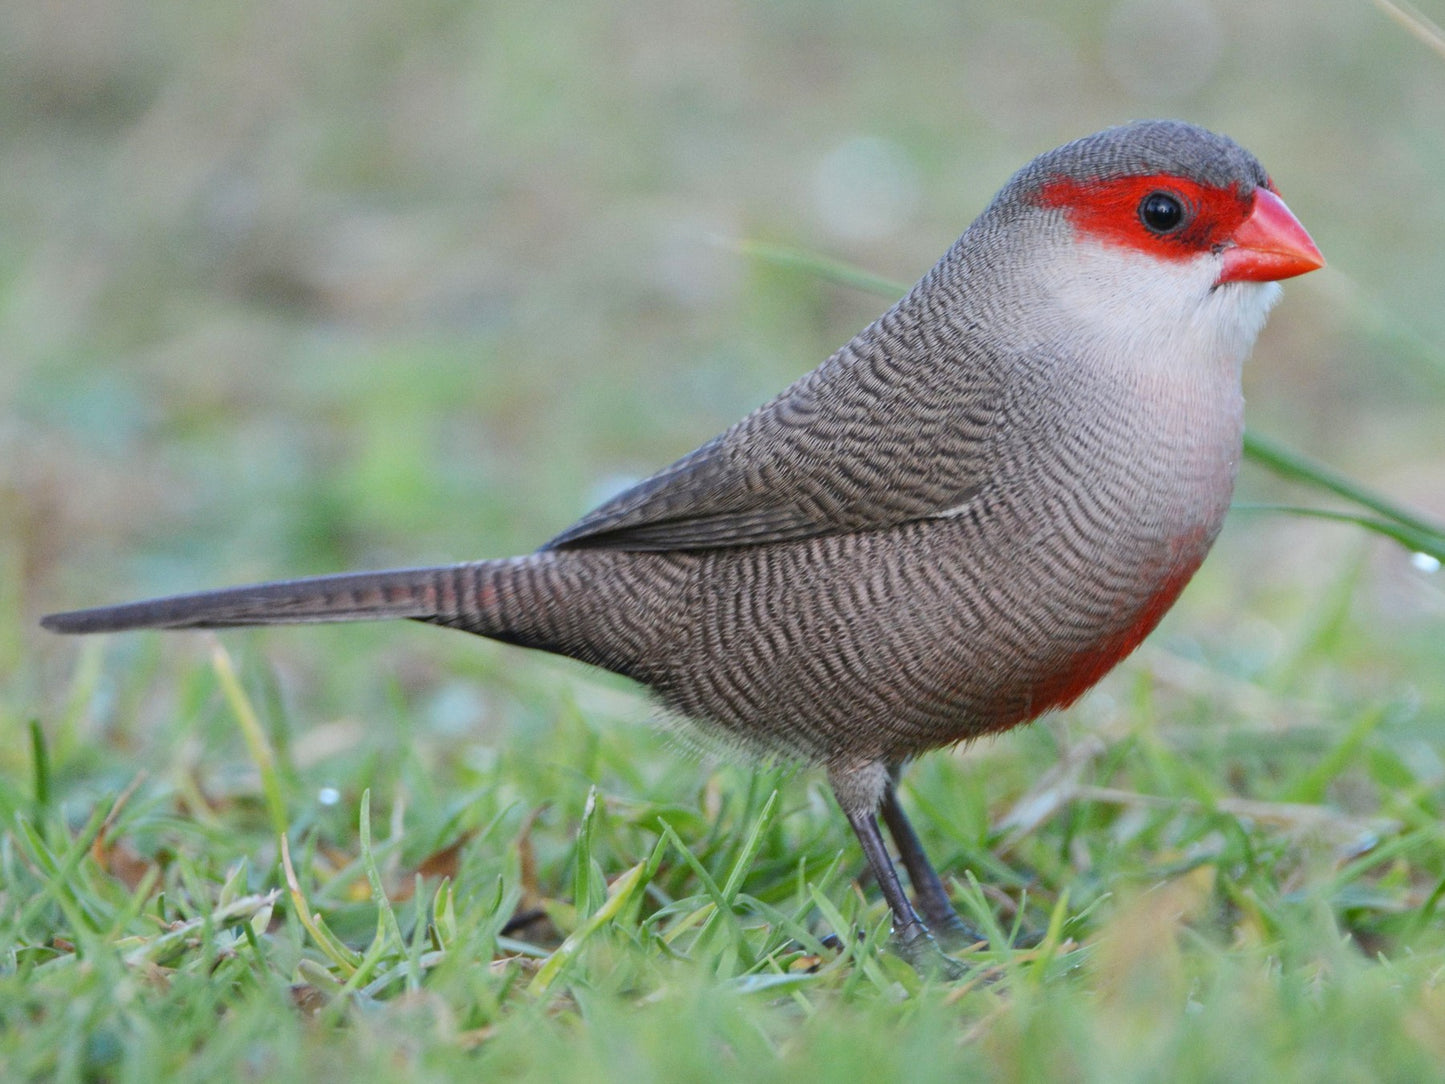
[1373,0,1445,60]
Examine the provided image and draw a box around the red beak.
[1218,188,1325,284]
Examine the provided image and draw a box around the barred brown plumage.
[41,120,1323,973]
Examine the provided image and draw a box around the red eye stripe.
[1035,173,1255,260]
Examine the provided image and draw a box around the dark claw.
[893,929,969,980]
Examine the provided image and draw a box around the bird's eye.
[1139,192,1186,233]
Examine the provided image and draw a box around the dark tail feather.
[40,565,477,634]
[42,553,674,685]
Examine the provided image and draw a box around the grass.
[6,573,1445,1080]
[7,0,1445,1079]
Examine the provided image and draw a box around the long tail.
[41,564,503,634]
[40,554,691,686]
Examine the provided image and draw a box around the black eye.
[1139,192,1185,233]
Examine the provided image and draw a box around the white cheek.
[1036,242,1281,380]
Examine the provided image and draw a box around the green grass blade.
[1233,503,1445,562]
[728,239,910,299]
[1241,432,1445,546]
[211,642,289,842]
[528,839,665,996]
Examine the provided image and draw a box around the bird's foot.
[893,927,969,980]
[815,926,968,980]
[916,909,989,951]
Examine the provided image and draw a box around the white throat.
[1037,239,1281,387]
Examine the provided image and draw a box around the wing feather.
[544,294,1005,553]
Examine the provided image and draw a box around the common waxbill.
[42,120,1324,969]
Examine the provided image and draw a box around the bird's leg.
[840,804,930,947]
[879,772,988,948]
[831,763,963,977]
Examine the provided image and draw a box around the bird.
[42,120,1324,971]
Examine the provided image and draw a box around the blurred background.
[4,0,1444,755]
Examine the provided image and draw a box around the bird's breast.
[653,354,1247,764]
[933,360,1244,732]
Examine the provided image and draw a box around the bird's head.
[972,121,1324,370]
